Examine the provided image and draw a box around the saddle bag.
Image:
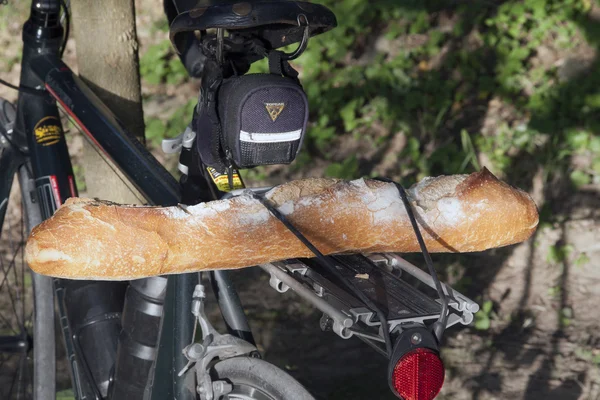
[196,51,309,175]
[218,73,308,168]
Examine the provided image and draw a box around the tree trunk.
[70,0,145,204]
[68,3,149,398]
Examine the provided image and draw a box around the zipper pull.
[227,167,234,191]
[225,150,234,191]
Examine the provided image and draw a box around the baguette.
[25,168,538,280]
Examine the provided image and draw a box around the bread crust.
[25,169,538,280]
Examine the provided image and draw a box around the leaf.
[575,253,590,268]
[589,136,600,153]
[145,118,166,146]
[570,170,591,188]
[324,156,359,179]
[547,245,561,264]
[474,315,491,331]
[340,99,362,132]
[566,130,590,151]
[482,300,493,314]
[547,244,575,264]
[460,129,481,172]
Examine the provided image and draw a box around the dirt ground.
[222,203,600,400]
[1,1,600,399]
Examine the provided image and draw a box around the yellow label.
[265,103,285,122]
[206,167,244,192]
[34,116,62,146]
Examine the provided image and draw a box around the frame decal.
[34,116,62,146]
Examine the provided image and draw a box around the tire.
[0,99,34,399]
[210,357,315,400]
[0,98,55,399]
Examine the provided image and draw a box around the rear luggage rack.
[259,253,479,343]
[225,184,479,355]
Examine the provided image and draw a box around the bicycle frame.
[7,1,255,398]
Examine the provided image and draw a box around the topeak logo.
[265,103,285,122]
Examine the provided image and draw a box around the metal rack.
[260,253,479,344]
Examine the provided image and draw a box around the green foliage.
[281,0,599,186]
[574,252,590,268]
[56,389,75,400]
[460,130,481,172]
[560,306,573,327]
[547,244,574,264]
[548,285,561,298]
[474,299,494,331]
[146,0,600,192]
[575,347,600,365]
[570,170,591,188]
[140,41,188,86]
[71,164,87,192]
[145,99,196,147]
[240,166,268,182]
[324,156,359,179]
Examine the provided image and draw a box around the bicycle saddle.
[169,0,337,54]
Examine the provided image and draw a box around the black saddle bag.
[196,51,309,175]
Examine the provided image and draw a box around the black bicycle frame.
[15,1,254,398]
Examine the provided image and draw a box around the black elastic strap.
[199,60,228,173]
[268,51,284,76]
[375,177,449,340]
[268,51,300,83]
[250,191,393,357]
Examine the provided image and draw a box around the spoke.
[0,262,20,335]
[6,201,15,256]
[0,265,22,333]
[0,257,10,292]
[9,354,19,399]
[26,354,32,399]
[0,258,21,334]
[26,308,33,327]
[0,257,20,335]
[2,197,25,332]
[0,244,25,332]
[0,243,24,291]
[0,311,20,336]
[17,352,25,400]
[20,212,25,336]
[1,189,32,399]
[11,221,22,304]
[0,352,7,375]
[0,266,12,294]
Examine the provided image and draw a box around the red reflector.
[392,348,445,400]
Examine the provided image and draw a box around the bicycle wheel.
[0,173,34,399]
[210,357,315,400]
[0,98,55,400]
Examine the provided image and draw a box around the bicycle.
[0,1,480,399]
